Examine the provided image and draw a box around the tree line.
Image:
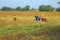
[0,5,60,11]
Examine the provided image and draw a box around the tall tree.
[23,5,30,11]
[56,2,60,11]
[56,7,60,11]
[1,7,12,11]
[57,2,60,4]
[39,5,54,11]
[15,7,22,11]
[39,5,45,11]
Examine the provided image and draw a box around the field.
[0,11,60,40]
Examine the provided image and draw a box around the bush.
[56,7,60,11]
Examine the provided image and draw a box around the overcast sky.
[0,0,60,9]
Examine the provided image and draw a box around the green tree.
[15,7,22,11]
[23,5,30,11]
[39,5,54,11]
[56,7,60,11]
[57,2,60,4]
[1,7,12,11]
[56,2,60,11]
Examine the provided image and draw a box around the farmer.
[14,18,17,21]
[35,16,39,21]
[38,17,48,22]
[39,17,42,21]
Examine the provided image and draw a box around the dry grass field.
[0,11,60,25]
[0,11,60,40]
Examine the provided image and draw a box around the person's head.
[35,16,38,17]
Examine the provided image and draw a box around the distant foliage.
[56,7,60,11]
[15,7,23,11]
[23,5,30,11]
[0,5,60,11]
[57,2,60,4]
[1,7,12,11]
[39,5,54,11]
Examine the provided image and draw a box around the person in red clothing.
[41,18,48,22]
[39,17,42,21]
[39,17,48,22]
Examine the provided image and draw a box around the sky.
[0,0,60,9]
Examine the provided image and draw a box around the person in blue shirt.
[35,16,39,21]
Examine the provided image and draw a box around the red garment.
[39,18,48,22]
